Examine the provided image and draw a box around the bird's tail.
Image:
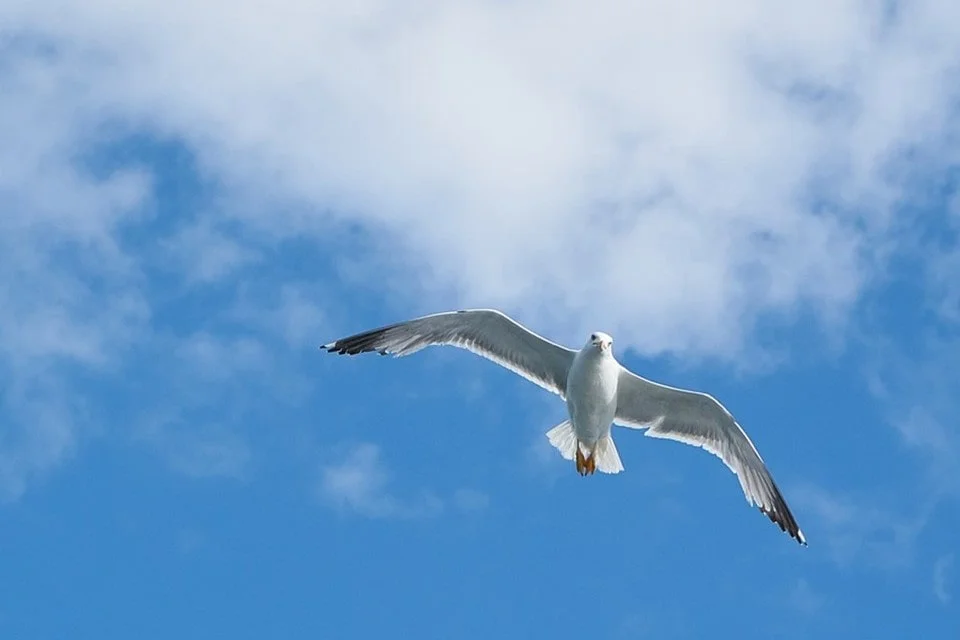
[546,420,578,460]
[545,421,624,474]
[592,435,624,474]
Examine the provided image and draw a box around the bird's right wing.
[614,367,806,545]
[322,309,577,398]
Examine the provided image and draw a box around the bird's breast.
[565,352,619,441]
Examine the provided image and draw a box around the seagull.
[321,308,806,545]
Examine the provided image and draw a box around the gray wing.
[615,367,806,545]
[321,309,577,397]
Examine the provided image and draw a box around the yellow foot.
[575,445,596,476]
[585,453,596,475]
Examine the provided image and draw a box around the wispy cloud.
[0,375,82,501]
[865,333,960,508]
[162,220,259,285]
[0,39,156,498]
[319,443,443,519]
[138,414,252,480]
[933,553,954,604]
[318,444,491,520]
[172,332,273,384]
[126,323,318,481]
[894,407,960,493]
[787,579,825,616]
[452,488,490,514]
[230,283,327,349]
[792,484,933,569]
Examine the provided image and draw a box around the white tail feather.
[545,422,625,474]
[545,421,577,460]
[593,435,624,474]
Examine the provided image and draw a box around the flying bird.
[321,309,806,545]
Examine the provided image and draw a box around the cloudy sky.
[2,0,959,637]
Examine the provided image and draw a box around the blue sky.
[2,1,960,638]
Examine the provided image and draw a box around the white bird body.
[556,332,623,474]
[322,309,806,545]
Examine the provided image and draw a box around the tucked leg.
[584,453,596,475]
[575,445,587,476]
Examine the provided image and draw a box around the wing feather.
[615,367,806,545]
[321,309,576,397]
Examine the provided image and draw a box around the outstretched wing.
[614,367,806,545]
[322,309,577,397]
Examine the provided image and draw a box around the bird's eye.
[590,333,597,341]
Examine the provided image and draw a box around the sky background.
[1,0,959,638]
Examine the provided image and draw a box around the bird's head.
[588,331,613,353]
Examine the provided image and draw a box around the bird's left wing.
[614,367,806,545]
[322,309,577,397]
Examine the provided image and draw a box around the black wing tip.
[759,500,807,546]
[319,342,349,354]
[751,474,808,546]
[320,326,397,356]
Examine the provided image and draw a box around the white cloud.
[230,283,328,349]
[2,0,960,497]
[128,328,316,480]
[792,484,933,569]
[163,221,259,284]
[319,443,443,519]
[318,444,490,519]
[176,528,205,555]
[452,488,490,513]
[867,336,960,499]
[787,579,824,616]
[933,553,954,604]
[173,332,273,384]
[4,0,960,358]
[0,36,154,497]
[139,414,253,480]
[0,375,81,501]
